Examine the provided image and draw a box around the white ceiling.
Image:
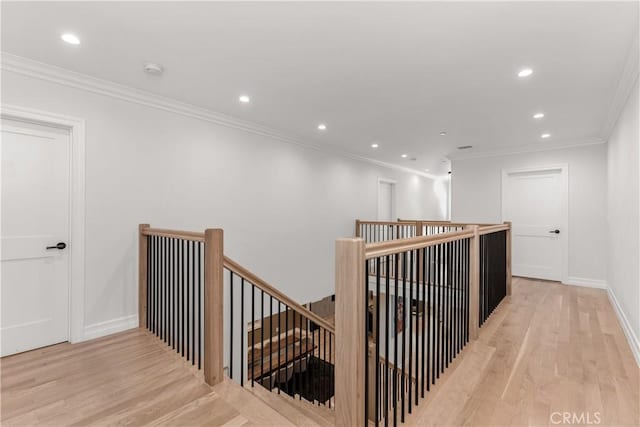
[2,2,638,175]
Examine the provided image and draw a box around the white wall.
[606,76,639,355]
[451,143,608,284]
[2,69,446,335]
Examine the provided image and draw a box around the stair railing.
[138,224,336,408]
[137,225,224,386]
[223,255,336,408]
[335,221,512,426]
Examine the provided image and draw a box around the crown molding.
[601,28,640,140]
[0,52,443,180]
[447,137,605,161]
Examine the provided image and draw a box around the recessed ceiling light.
[541,133,551,139]
[424,169,430,172]
[239,95,250,103]
[61,33,80,45]
[401,154,408,158]
[518,68,533,78]
[533,113,545,119]
[317,124,327,131]
[439,132,447,136]
[371,143,379,148]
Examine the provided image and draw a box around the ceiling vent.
[457,145,473,150]
[144,62,164,75]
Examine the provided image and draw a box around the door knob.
[548,230,560,234]
[46,242,67,250]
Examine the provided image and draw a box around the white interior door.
[1,119,71,356]
[378,181,395,221]
[502,167,567,281]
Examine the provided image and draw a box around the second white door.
[502,166,567,281]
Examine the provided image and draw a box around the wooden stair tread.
[244,382,335,427]
[248,338,315,380]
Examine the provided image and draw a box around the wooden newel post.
[335,238,366,427]
[355,219,361,238]
[138,224,150,329]
[504,221,512,296]
[467,225,480,341]
[204,228,224,386]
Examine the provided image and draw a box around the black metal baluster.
[261,290,264,382]
[452,239,457,356]
[408,251,413,415]
[327,322,331,407]
[161,237,165,341]
[278,301,282,395]
[393,253,399,427]
[171,238,175,350]
[421,247,426,398]
[443,241,448,369]
[186,240,190,362]
[437,242,442,375]
[251,285,255,387]
[150,236,155,334]
[401,253,406,422]
[385,255,390,427]
[285,306,289,395]
[197,241,200,368]
[164,237,168,343]
[190,241,195,365]
[230,271,234,380]
[269,296,273,391]
[241,278,245,386]
[458,238,462,354]
[375,257,381,426]
[436,243,441,379]
[465,239,470,343]
[293,311,298,398]
[181,239,185,357]
[365,260,369,418]
[447,241,452,367]
[426,244,431,391]
[414,250,419,406]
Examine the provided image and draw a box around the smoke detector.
[144,62,164,75]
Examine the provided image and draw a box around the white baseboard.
[563,276,608,289]
[83,314,138,341]
[607,287,640,367]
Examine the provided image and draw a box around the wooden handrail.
[223,255,336,334]
[356,220,409,226]
[398,218,452,224]
[478,223,510,235]
[365,229,474,259]
[141,227,205,241]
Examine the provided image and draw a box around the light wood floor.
[0,328,332,426]
[400,277,639,426]
[1,278,638,426]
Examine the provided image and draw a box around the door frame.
[1,104,86,344]
[500,164,569,284]
[377,177,397,221]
